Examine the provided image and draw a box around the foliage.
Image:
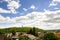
[0,27,60,40]
[11,28,16,35]
[0,27,43,34]
[28,28,33,34]
[32,27,36,35]
[19,36,30,40]
[4,36,9,40]
[28,27,37,36]
[0,29,5,34]
[42,33,58,40]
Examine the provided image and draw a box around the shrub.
[42,33,58,40]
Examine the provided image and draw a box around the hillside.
[0,27,45,34]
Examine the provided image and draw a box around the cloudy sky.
[0,0,60,30]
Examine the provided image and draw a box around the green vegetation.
[0,27,60,40]
[0,27,44,35]
[28,27,37,36]
[42,33,58,40]
[19,36,30,40]
[11,28,16,35]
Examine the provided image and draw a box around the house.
[0,35,5,40]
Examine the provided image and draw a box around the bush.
[42,33,58,40]
[28,27,37,36]
[19,36,30,40]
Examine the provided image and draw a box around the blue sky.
[0,0,60,30]
[0,0,53,17]
[0,0,59,17]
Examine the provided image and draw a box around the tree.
[28,27,36,36]
[28,28,33,34]
[11,28,16,35]
[32,27,36,36]
[0,29,5,35]
[12,29,16,35]
[42,33,58,40]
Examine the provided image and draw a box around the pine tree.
[32,27,36,36]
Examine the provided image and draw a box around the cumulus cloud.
[44,10,60,23]
[30,5,36,9]
[0,0,60,30]
[0,8,11,13]
[54,7,59,9]
[23,8,28,11]
[0,15,16,23]
[49,2,57,7]
[0,0,21,14]
[49,0,60,7]
[0,10,60,30]
[53,0,60,2]
[7,0,20,13]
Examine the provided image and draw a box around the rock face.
[38,32,45,40]
[0,35,4,40]
[7,32,36,40]
[7,32,20,40]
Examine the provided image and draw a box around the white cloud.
[6,0,21,14]
[0,8,11,13]
[49,2,57,7]
[7,0,20,11]
[0,0,21,14]
[0,15,16,23]
[53,0,60,2]
[0,10,60,30]
[54,7,59,9]
[23,8,28,11]
[7,1,20,9]
[0,15,5,21]
[23,5,36,11]
[49,0,60,7]
[30,5,36,9]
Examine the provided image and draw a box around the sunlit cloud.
[30,5,36,9]
[0,0,21,14]
[0,0,60,30]
[0,10,60,30]
[23,8,28,11]
[49,0,60,7]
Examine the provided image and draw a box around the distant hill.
[0,27,45,34]
[0,27,60,35]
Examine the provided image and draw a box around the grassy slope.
[0,27,44,34]
[0,27,60,34]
